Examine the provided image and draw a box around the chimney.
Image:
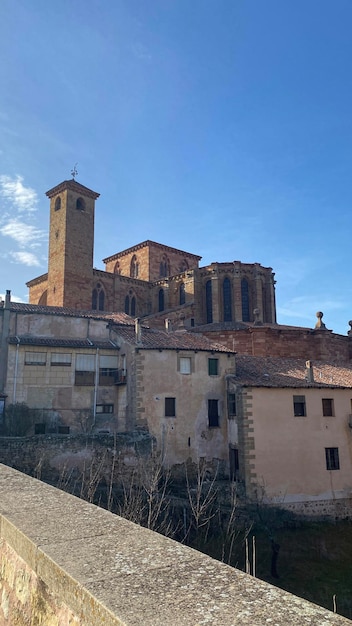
[135,318,142,344]
[305,360,314,383]
[5,290,11,309]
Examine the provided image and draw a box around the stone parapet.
[0,464,349,625]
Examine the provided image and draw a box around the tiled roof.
[191,322,314,332]
[111,325,234,353]
[8,337,118,350]
[233,355,352,388]
[6,302,134,325]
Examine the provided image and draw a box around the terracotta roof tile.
[7,303,134,325]
[111,325,234,353]
[8,337,118,350]
[233,356,352,388]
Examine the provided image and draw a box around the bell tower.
[45,179,100,309]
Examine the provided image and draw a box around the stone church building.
[27,179,276,328]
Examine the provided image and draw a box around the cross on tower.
[71,163,78,180]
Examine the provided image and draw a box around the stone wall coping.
[0,464,349,625]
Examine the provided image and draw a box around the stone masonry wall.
[0,464,350,626]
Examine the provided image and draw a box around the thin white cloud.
[277,295,344,325]
[0,292,25,303]
[9,251,41,267]
[0,175,38,213]
[0,219,46,247]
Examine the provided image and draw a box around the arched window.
[158,288,164,312]
[124,295,130,315]
[114,261,121,274]
[159,255,170,278]
[179,259,189,273]
[179,283,185,305]
[92,282,105,311]
[131,296,136,317]
[223,278,232,322]
[76,197,85,211]
[241,278,250,322]
[206,280,213,324]
[54,197,61,211]
[130,255,139,278]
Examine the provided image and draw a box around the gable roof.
[233,356,352,389]
[103,240,201,264]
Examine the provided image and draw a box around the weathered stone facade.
[27,178,276,326]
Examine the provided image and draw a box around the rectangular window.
[179,357,192,374]
[75,371,95,385]
[51,353,72,366]
[208,358,219,376]
[25,352,46,366]
[293,395,306,417]
[325,447,340,470]
[75,354,95,371]
[228,393,237,417]
[208,399,219,427]
[99,368,117,385]
[165,397,176,417]
[96,404,114,414]
[322,398,334,417]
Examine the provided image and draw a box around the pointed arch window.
[179,282,186,305]
[54,197,61,211]
[179,259,189,273]
[92,282,105,311]
[114,261,121,274]
[130,255,139,278]
[223,277,232,322]
[158,288,165,312]
[206,280,213,324]
[241,278,250,322]
[124,295,130,315]
[76,197,86,211]
[160,255,170,278]
[131,296,136,317]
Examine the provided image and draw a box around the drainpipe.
[13,336,20,404]
[92,347,99,428]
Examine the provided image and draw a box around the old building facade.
[27,179,276,327]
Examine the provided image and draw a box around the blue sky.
[1,0,352,334]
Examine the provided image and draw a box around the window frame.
[322,398,334,417]
[208,358,219,376]
[25,351,47,366]
[228,393,237,417]
[325,447,340,471]
[208,399,220,428]
[96,404,114,415]
[165,397,176,417]
[293,395,306,417]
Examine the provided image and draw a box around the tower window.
[54,197,61,211]
[92,283,105,311]
[241,278,250,322]
[179,282,186,305]
[206,280,213,324]
[158,288,164,312]
[160,255,170,278]
[76,197,85,211]
[223,277,232,322]
[130,255,139,278]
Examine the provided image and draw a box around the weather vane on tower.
[71,163,78,180]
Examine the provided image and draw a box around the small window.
[54,197,61,211]
[96,404,114,414]
[293,395,306,417]
[35,423,46,435]
[208,399,219,428]
[179,357,191,374]
[76,197,85,211]
[322,398,334,417]
[165,397,176,417]
[179,283,186,305]
[58,426,70,434]
[51,353,72,366]
[208,358,219,376]
[228,393,237,416]
[325,447,340,470]
[25,352,46,366]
